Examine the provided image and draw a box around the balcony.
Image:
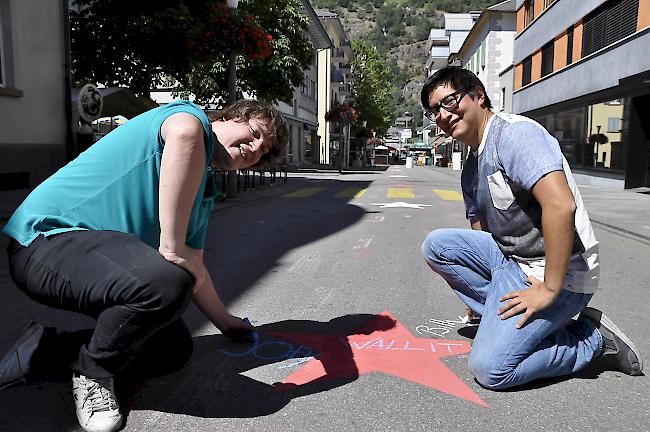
[331,48,344,63]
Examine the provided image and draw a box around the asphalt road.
[1,166,648,431]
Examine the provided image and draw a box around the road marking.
[353,238,373,249]
[372,202,432,209]
[390,175,408,178]
[371,215,385,223]
[335,188,367,198]
[283,187,326,198]
[388,188,415,199]
[287,250,321,274]
[433,189,463,201]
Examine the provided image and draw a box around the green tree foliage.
[70,0,312,104]
[351,40,397,136]
[70,0,200,95]
[173,0,313,105]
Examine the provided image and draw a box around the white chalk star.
[371,202,432,209]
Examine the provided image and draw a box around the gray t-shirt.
[461,113,599,293]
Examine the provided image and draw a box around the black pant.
[7,231,194,379]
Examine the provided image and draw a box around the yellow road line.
[335,188,368,198]
[283,187,326,198]
[433,189,463,201]
[388,188,415,199]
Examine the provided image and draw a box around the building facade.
[423,12,481,167]
[317,11,354,167]
[0,0,70,192]
[275,0,331,167]
[512,0,650,189]
[455,0,517,113]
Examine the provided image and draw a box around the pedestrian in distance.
[0,98,288,432]
[419,66,643,390]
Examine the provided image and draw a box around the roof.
[301,0,332,50]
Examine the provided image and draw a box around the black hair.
[420,67,492,110]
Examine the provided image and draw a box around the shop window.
[0,22,4,87]
[582,0,639,57]
[521,55,532,86]
[566,26,574,65]
[0,0,9,88]
[541,41,554,77]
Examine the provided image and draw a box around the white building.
[276,1,331,166]
[454,0,517,113]
[317,11,354,167]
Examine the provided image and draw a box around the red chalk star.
[270,310,487,407]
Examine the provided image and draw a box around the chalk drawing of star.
[371,202,432,209]
[270,310,487,407]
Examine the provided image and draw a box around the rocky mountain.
[311,0,503,122]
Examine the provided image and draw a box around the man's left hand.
[498,276,559,329]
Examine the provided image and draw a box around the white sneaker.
[72,373,123,432]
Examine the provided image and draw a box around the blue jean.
[421,228,603,390]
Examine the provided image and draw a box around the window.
[500,87,506,111]
[522,55,532,86]
[566,26,574,66]
[524,0,535,27]
[0,2,6,87]
[0,21,4,87]
[541,41,554,77]
[582,0,639,57]
[608,117,621,132]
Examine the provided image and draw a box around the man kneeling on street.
[420,67,643,390]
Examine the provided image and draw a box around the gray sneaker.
[0,321,45,390]
[72,373,123,432]
[580,307,643,376]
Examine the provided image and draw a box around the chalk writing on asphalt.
[416,314,479,338]
[216,337,466,368]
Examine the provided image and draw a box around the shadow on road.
[119,313,396,420]
[0,313,396,430]
[0,178,379,429]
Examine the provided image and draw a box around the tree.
[70,0,313,104]
[351,40,397,136]
[71,0,201,96]
[172,0,313,105]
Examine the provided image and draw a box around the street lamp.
[225,0,239,199]
[595,125,601,167]
[338,94,346,174]
[227,0,239,104]
[362,120,367,168]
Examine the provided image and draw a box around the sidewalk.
[423,165,650,242]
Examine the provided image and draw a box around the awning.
[431,135,453,148]
[71,87,157,119]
